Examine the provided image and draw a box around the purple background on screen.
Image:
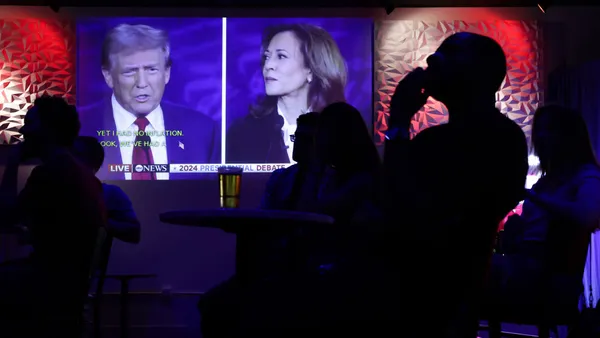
[225,18,374,130]
[76,18,223,121]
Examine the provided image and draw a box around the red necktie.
[132,116,156,180]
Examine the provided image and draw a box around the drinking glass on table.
[218,166,243,208]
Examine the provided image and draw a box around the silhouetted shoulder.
[497,112,526,136]
[268,165,299,186]
[271,167,288,178]
[102,183,132,207]
[20,165,52,192]
[102,182,126,194]
[261,165,298,209]
[480,110,528,159]
[264,166,285,185]
[20,151,105,217]
[492,112,529,154]
[409,123,452,146]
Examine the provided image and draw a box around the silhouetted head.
[316,102,380,172]
[425,32,506,107]
[20,95,80,159]
[252,23,347,117]
[292,112,320,164]
[73,136,105,173]
[532,105,598,176]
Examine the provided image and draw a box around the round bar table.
[159,208,334,284]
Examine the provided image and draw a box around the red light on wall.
[374,20,540,145]
[0,18,75,144]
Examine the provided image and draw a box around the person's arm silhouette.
[526,174,600,232]
[388,68,429,131]
[383,68,429,218]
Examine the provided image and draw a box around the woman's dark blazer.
[226,104,291,163]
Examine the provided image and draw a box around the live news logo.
[108,164,170,173]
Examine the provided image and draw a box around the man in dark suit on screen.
[78,23,220,180]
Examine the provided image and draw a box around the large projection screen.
[76,17,373,180]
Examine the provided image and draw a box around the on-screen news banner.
[107,163,290,174]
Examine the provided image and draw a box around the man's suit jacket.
[78,100,220,180]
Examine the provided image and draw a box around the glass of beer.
[218,166,243,208]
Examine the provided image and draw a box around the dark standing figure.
[0,96,106,337]
[73,136,141,244]
[288,102,384,332]
[240,103,383,336]
[199,113,321,338]
[383,32,529,337]
[485,105,600,338]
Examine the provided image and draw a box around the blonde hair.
[101,24,171,70]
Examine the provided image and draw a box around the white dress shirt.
[277,106,297,164]
[278,106,312,164]
[112,95,169,180]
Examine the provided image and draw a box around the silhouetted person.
[383,32,529,337]
[282,102,384,332]
[260,103,383,279]
[309,102,382,223]
[485,105,600,337]
[199,113,321,338]
[261,112,321,210]
[72,136,141,244]
[0,96,106,337]
[262,103,382,221]
[238,103,384,336]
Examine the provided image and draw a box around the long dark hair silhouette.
[532,105,598,177]
[317,102,380,173]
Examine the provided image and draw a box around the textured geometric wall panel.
[0,19,75,144]
[374,20,541,144]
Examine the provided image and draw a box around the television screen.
[76,17,373,180]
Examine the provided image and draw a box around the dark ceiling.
[0,0,586,8]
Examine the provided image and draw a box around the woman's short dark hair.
[251,24,347,118]
[33,95,80,146]
[318,102,380,172]
[532,104,598,175]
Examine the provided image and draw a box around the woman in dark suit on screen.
[226,23,348,163]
